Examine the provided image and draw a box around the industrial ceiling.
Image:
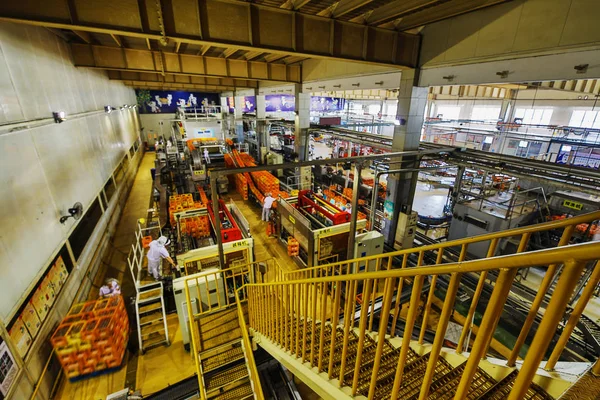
[0,0,510,91]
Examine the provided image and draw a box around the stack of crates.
[51,295,129,381]
[169,193,203,225]
[235,174,248,200]
[287,237,299,257]
[180,215,211,238]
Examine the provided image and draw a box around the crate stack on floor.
[51,295,129,381]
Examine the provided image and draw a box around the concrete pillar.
[294,86,310,161]
[234,96,243,119]
[256,94,266,119]
[492,89,518,154]
[381,69,428,246]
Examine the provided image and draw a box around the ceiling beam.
[332,0,374,18]
[72,30,92,44]
[245,51,263,61]
[110,34,122,47]
[350,0,443,26]
[395,0,509,31]
[263,53,288,63]
[123,82,237,92]
[200,45,211,56]
[107,70,257,90]
[0,0,419,68]
[45,27,70,41]
[221,48,237,58]
[71,44,301,83]
[280,0,313,10]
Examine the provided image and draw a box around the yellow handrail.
[242,240,600,400]
[234,287,265,400]
[246,241,600,286]
[183,211,600,400]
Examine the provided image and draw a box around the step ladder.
[127,220,169,353]
[136,281,170,353]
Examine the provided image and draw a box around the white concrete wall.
[0,22,138,322]
[139,113,176,145]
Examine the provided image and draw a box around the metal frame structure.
[209,146,454,268]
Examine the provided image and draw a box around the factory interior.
[2,1,600,400]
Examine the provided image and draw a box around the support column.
[492,89,517,153]
[294,86,310,161]
[382,69,428,247]
[256,93,266,119]
[295,86,311,190]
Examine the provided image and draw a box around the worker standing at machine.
[262,192,276,221]
[147,236,177,280]
[204,147,211,164]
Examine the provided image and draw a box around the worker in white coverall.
[204,148,211,164]
[147,236,177,280]
[262,193,276,221]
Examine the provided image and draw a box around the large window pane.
[437,106,461,120]
[471,107,501,121]
[569,110,585,127]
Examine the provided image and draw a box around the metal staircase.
[182,211,600,400]
[128,220,170,353]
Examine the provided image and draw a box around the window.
[436,106,461,120]
[368,104,381,115]
[69,198,103,260]
[569,110,600,128]
[471,107,501,121]
[514,108,553,125]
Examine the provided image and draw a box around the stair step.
[138,288,163,303]
[478,370,554,400]
[139,313,164,326]
[141,322,166,337]
[206,363,249,395]
[142,332,168,350]
[209,380,253,400]
[372,352,452,399]
[414,361,496,400]
[201,340,245,373]
[138,302,162,314]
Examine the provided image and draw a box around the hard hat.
[157,236,171,246]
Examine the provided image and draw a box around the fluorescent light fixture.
[52,111,66,123]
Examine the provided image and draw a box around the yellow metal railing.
[245,241,600,400]
[184,211,600,400]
